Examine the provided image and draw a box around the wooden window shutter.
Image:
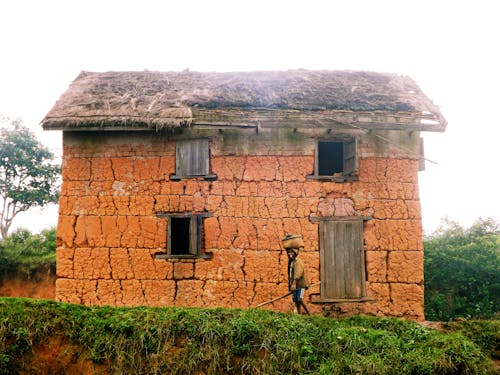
[320,219,365,299]
[418,137,425,171]
[189,215,200,256]
[176,139,209,177]
[343,138,357,176]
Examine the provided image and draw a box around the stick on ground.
[254,282,321,308]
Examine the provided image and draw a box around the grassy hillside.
[0,298,497,374]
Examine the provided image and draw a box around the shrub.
[424,218,500,320]
[0,227,56,280]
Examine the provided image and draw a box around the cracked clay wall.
[56,128,425,320]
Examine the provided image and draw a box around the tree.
[0,117,60,240]
[424,217,500,320]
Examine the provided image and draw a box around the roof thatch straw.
[41,70,445,131]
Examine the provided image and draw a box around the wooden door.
[319,219,365,299]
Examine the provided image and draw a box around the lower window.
[156,212,211,258]
[170,217,194,255]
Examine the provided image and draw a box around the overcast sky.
[1,0,499,234]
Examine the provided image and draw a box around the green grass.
[0,298,497,374]
[442,318,500,360]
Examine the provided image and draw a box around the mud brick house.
[41,70,446,320]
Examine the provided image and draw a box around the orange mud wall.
[56,130,424,320]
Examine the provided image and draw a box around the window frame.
[308,137,359,182]
[155,212,212,259]
[170,138,217,181]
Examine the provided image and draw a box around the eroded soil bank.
[0,273,55,299]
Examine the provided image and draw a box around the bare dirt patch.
[0,273,55,299]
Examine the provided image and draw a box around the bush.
[0,227,56,280]
[424,218,500,320]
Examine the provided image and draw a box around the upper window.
[311,138,358,181]
[170,139,216,180]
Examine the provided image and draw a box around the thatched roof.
[41,70,446,131]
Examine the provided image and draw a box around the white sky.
[1,0,499,235]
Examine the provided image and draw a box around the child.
[283,235,310,315]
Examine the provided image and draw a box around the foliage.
[0,299,496,375]
[0,117,60,239]
[0,227,56,280]
[424,218,500,320]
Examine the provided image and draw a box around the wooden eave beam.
[42,108,447,132]
[191,108,447,132]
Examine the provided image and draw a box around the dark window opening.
[155,212,212,259]
[318,141,344,175]
[310,138,358,181]
[170,217,191,255]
